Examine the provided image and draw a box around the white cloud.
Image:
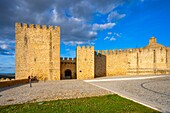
[104,36,116,41]
[107,11,126,22]
[69,17,83,22]
[114,33,122,37]
[49,9,65,24]
[91,42,95,45]
[0,44,9,49]
[63,41,86,46]
[61,48,76,58]
[93,22,116,30]
[88,31,97,37]
[104,36,110,40]
[51,9,63,23]
[4,52,11,55]
[95,0,125,14]
[110,37,116,41]
[114,32,121,37]
[116,34,120,37]
[0,0,125,48]
[50,8,98,43]
[63,40,95,46]
[104,32,121,41]
[108,32,112,35]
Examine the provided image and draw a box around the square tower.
[76,46,94,80]
[15,23,60,80]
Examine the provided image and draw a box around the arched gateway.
[64,69,72,79]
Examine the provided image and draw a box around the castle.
[15,23,170,80]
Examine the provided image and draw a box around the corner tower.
[15,23,60,80]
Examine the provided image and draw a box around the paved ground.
[84,75,170,113]
[0,80,111,105]
[0,75,169,113]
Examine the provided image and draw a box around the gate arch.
[64,69,72,79]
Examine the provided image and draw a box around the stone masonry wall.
[167,48,170,69]
[128,37,169,75]
[94,37,170,77]
[128,48,155,75]
[15,23,60,80]
[106,50,128,76]
[95,50,128,77]
[76,46,94,80]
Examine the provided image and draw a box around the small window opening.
[153,50,156,63]
[34,58,36,62]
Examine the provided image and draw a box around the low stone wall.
[128,68,170,75]
[0,78,28,88]
[157,69,170,74]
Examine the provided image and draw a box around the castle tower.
[15,23,60,80]
[149,36,157,44]
[76,46,94,80]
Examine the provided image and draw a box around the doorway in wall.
[65,69,72,79]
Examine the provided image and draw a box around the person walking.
[28,76,32,87]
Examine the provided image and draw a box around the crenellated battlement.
[0,78,14,81]
[95,48,145,56]
[95,49,123,56]
[15,22,60,30]
[60,57,76,64]
[129,48,142,52]
[77,45,94,49]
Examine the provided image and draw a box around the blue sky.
[0,0,170,73]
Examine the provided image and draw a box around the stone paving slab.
[0,80,111,105]
[85,75,170,113]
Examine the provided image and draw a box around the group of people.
[28,76,44,87]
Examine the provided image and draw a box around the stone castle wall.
[76,46,94,80]
[15,23,60,80]
[93,37,170,76]
[95,50,128,76]
[15,22,170,81]
[107,50,128,76]
[167,48,170,69]
[60,58,76,79]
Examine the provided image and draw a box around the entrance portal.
[65,69,72,79]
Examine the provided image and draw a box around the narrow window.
[153,50,156,63]
[34,58,36,63]
[160,47,163,53]
[137,53,139,65]
[161,58,163,62]
[24,33,27,45]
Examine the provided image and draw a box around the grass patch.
[0,94,160,113]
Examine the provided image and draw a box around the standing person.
[28,76,32,87]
